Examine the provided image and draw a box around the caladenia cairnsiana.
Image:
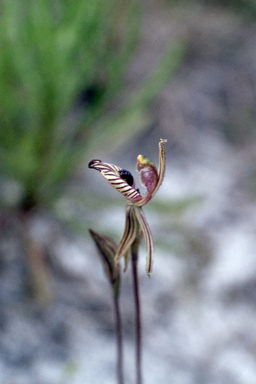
[88,138,167,384]
[88,138,167,276]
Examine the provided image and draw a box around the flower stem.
[113,295,124,384]
[131,236,143,384]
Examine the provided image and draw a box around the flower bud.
[89,228,120,297]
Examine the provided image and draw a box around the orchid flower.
[88,138,167,276]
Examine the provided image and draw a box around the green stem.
[113,295,124,384]
[131,235,143,384]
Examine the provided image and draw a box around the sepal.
[88,159,142,202]
[114,205,138,267]
[134,207,154,276]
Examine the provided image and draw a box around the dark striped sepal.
[88,160,142,203]
[114,205,154,276]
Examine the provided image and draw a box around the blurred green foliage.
[198,0,256,17]
[165,0,256,17]
[0,0,185,212]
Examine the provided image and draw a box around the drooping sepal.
[114,205,138,268]
[135,207,154,276]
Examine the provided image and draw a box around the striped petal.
[114,205,138,268]
[135,138,167,207]
[88,159,142,202]
[135,206,154,276]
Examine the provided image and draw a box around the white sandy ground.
[2,125,256,384]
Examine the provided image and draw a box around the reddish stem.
[131,237,143,384]
[113,296,124,384]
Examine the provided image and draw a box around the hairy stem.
[131,235,143,384]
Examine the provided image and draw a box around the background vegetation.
[0,0,184,214]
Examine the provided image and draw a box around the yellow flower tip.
[137,154,148,167]
[137,154,156,169]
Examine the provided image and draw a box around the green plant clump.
[0,0,185,213]
[0,0,141,210]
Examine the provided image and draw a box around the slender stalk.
[113,295,124,384]
[131,235,143,384]
[88,229,124,384]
